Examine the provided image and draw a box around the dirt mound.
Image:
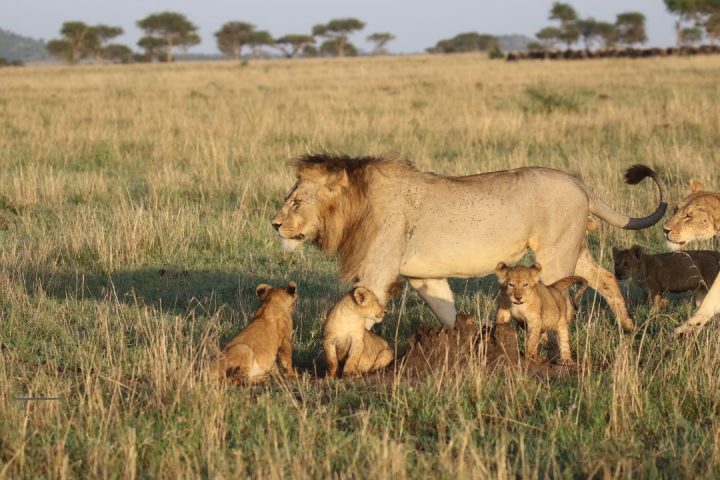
[396,314,520,377]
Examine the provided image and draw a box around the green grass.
[1,54,720,478]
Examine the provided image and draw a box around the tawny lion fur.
[272,154,667,331]
[323,287,394,378]
[496,263,587,364]
[212,281,298,382]
[664,180,720,335]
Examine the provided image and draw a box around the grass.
[1,54,720,478]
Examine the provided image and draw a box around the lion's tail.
[584,164,668,230]
[551,276,588,309]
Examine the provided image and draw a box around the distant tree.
[366,32,395,54]
[577,18,600,49]
[87,25,124,61]
[136,12,200,62]
[247,30,274,58]
[313,18,365,57]
[319,39,358,57]
[275,34,315,58]
[46,21,94,64]
[526,41,545,51]
[215,21,254,60]
[549,2,578,23]
[302,44,319,57]
[103,44,133,63]
[681,26,704,44]
[616,12,647,46]
[427,32,499,53]
[137,36,166,62]
[535,26,563,50]
[707,12,720,44]
[595,21,620,48]
[665,0,703,46]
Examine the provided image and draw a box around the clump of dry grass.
[1,54,719,478]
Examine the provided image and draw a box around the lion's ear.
[691,180,705,194]
[256,284,272,300]
[495,262,509,282]
[630,245,643,260]
[352,287,371,306]
[286,281,297,296]
[533,262,542,274]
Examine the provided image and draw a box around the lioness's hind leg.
[408,278,457,328]
[574,247,635,330]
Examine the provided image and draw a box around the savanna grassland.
[1,54,720,479]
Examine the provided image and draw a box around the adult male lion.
[664,180,720,336]
[272,154,667,330]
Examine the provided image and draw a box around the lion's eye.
[291,200,301,209]
[684,214,692,220]
[508,283,515,288]
[523,283,528,287]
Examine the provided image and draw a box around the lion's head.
[272,154,387,281]
[663,180,720,250]
[495,262,542,305]
[612,245,644,280]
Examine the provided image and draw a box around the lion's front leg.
[676,278,720,336]
[407,278,457,329]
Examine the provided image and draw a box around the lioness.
[613,245,720,307]
[663,180,720,335]
[323,287,394,377]
[495,263,587,364]
[272,154,667,331]
[212,281,298,381]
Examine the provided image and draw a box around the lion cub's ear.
[530,263,542,282]
[495,262,509,283]
[352,287,372,306]
[691,179,705,193]
[256,283,273,300]
[286,281,297,296]
[630,245,644,260]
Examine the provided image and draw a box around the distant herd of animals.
[211,154,720,382]
[506,45,720,62]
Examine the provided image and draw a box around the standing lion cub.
[212,281,298,382]
[496,263,587,365]
[323,287,394,378]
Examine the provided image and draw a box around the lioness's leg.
[278,336,298,378]
[323,339,339,378]
[574,247,635,330]
[693,288,707,308]
[407,278,457,328]
[676,279,720,336]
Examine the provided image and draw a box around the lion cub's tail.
[551,276,588,309]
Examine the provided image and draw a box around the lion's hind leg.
[676,277,720,336]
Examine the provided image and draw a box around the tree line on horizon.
[41,1,720,65]
[44,13,395,64]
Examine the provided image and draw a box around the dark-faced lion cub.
[323,287,394,378]
[212,281,298,382]
[495,263,587,365]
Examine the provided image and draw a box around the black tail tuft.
[624,164,655,185]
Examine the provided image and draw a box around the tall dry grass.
[1,54,720,478]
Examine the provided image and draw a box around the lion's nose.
[272,221,281,231]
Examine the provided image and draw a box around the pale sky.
[4,0,678,54]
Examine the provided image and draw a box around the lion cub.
[323,287,394,378]
[613,245,720,307]
[212,281,298,382]
[495,263,587,365]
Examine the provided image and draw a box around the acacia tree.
[215,21,254,60]
[103,44,133,63]
[536,26,563,49]
[708,12,720,43]
[665,0,703,46]
[247,31,274,58]
[549,2,579,48]
[366,32,395,54]
[46,21,93,64]
[681,26,704,44]
[136,12,200,62]
[86,25,124,61]
[595,21,620,48]
[275,34,315,58]
[577,18,599,49]
[312,18,365,57]
[138,36,166,61]
[616,12,647,46]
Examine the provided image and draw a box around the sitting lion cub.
[495,263,587,365]
[212,281,298,382]
[613,245,720,307]
[323,287,394,377]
